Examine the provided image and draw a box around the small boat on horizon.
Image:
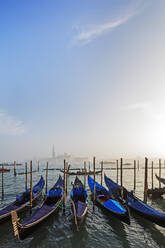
[61,169,101,176]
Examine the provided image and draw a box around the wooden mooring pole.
[159,159,161,189]
[93,157,96,202]
[66,162,68,195]
[30,160,33,210]
[14,161,16,176]
[101,161,103,186]
[89,161,90,172]
[116,160,118,184]
[120,158,123,187]
[84,161,86,188]
[120,158,124,201]
[38,161,40,172]
[25,162,28,191]
[144,157,148,203]
[151,161,154,190]
[1,164,4,200]
[63,160,66,207]
[134,160,136,191]
[46,162,48,194]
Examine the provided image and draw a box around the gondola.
[13,175,64,239]
[70,176,88,220]
[155,174,165,185]
[88,176,130,224]
[104,174,165,228]
[0,176,45,222]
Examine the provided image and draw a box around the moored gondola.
[88,176,130,224]
[104,174,165,228]
[155,174,165,185]
[12,175,64,239]
[70,176,88,221]
[0,176,45,222]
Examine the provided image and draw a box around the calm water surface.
[0,161,165,248]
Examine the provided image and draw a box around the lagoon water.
[0,161,165,248]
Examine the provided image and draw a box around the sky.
[0,0,165,161]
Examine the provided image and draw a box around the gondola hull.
[18,198,63,239]
[0,191,42,223]
[88,176,130,225]
[14,175,64,239]
[0,176,45,223]
[70,176,88,221]
[96,197,130,224]
[104,174,165,228]
[71,200,88,220]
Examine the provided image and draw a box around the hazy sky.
[0,0,165,161]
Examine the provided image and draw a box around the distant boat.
[70,176,88,221]
[88,176,130,224]
[155,174,165,185]
[104,174,165,228]
[61,169,101,176]
[13,175,64,239]
[0,176,45,222]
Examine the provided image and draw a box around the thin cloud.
[124,102,151,111]
[73,13,135,45]
[0,110,25,135]
[124,102,165,121]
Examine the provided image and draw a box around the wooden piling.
[120,158,123,187]
[93,157,96,202]
[84,161,86,188]
[14,161,16,176]
[144,157,148,203]
[30,160,33,209]
[38,161,39,172]
[116,160,118,184]
[89,161,90,172]
[134,160,136,191]
[159,159,161,189]
[138,160,140,170]
[1,164,4,200]
[66,162,68,195]
[101,161,103,186]
[151,161,154,190]
[63,160,66,206]
[45,162,48,194]
[25,162,27,191]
